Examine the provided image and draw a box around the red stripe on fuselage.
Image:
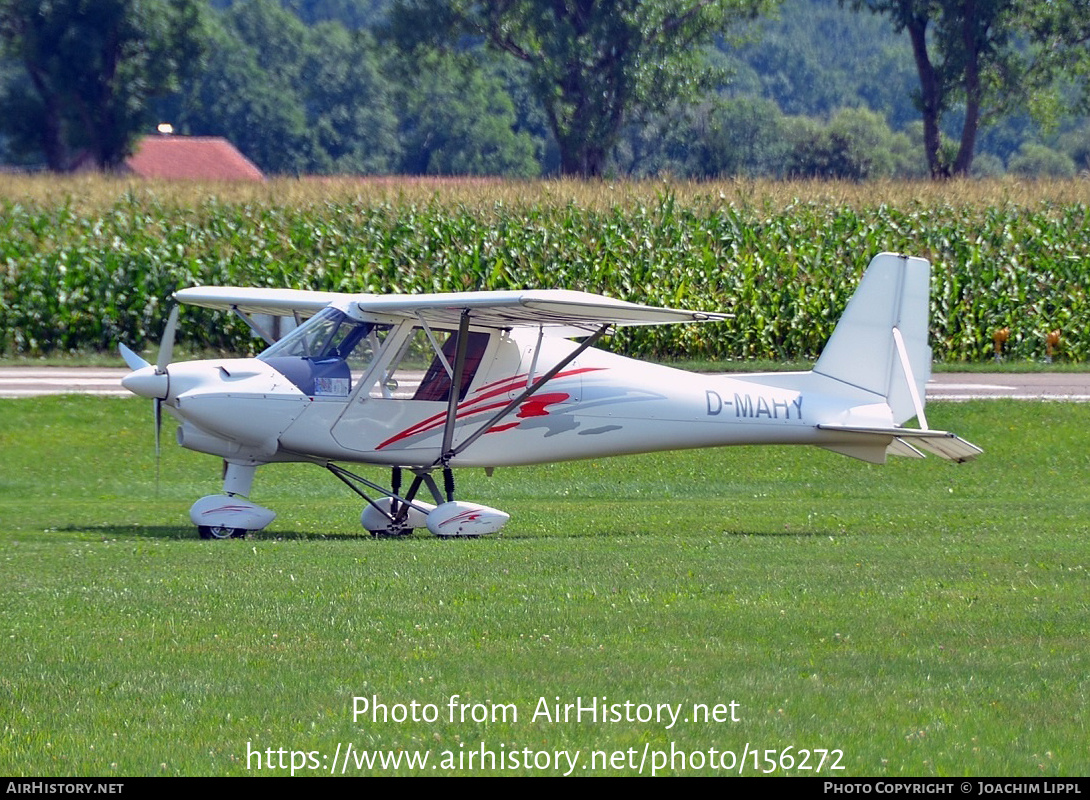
[516,393,570,418]
[375,367,602,449]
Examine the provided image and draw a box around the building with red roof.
[125,135,264,181]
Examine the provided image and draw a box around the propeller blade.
[157,305,179,374]
[119,342,150,371]
[154,397,162,458]
[154,397,162,497]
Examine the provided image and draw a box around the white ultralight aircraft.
[120,252,981,539]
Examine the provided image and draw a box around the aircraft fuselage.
[142,328,893,470]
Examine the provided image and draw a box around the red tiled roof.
[125,136,264,181]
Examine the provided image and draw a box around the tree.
[283,0,391,29]
[697,97,793,177]
[168,1,316,174]
[0,0,205,171]
[725,0,920,128]
[1008,143,1077,178]
[304,22,402,174]
[785,106,922,178]
[847,0,1089,178]
[163,0,400,175]
[615,97,792,178]
[392,50,540,176]
[390,0,771,177]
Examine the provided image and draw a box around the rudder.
[812,253,931,426]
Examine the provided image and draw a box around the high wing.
[175,286,730,336]
[174,286,349,318]
[355,289,730,335]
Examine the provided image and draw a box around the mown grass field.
[1,396,1086,776]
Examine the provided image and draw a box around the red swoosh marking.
[516,393,570,418]
[375,367,603,449]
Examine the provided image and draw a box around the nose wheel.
[190,493,276,539]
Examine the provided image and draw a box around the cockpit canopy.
[259,308,385,362]
[258,308,391,396]
[257,306,489,401]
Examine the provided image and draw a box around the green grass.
[1,397,1087,776]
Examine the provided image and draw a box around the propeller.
[119,305,181,480]
[153,305,179,458]
[157,305,179,375]
[119,342,150,371]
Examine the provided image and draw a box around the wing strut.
[526,325,544,387]
[439,309,473,462]
[433,320,610,467]
[230,305,277,346]
[415,311,454,379]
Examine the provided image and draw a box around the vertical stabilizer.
[812,253,931,426]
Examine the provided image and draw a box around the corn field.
[2,177,1088,362]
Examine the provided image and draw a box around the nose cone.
[121,366,169,400]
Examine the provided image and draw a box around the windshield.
[258,308,392,397]
[259,308,384,364]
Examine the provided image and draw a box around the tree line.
[0,0,1087,179]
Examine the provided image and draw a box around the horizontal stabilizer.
[820,441,896,464]
[818,424,983,464]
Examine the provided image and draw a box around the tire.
[368,527,413,538]
[198,525,246,540]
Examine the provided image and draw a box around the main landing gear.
[198,525,247,540]
[328,464,509,538]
